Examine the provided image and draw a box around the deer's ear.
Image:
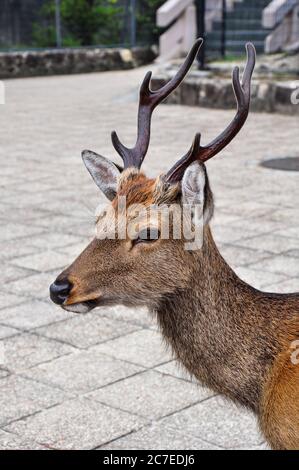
[181,162,213,225]
[82,150,120,201]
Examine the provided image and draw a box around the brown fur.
[114,169,156,208]
[260,322,299,449]
[56,169,299,450]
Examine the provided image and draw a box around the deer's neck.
[155,226,288,413]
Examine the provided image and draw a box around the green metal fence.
[0,0,163,51]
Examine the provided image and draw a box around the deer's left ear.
[82,150,121,201]
[181,162,213,225]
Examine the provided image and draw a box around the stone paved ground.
[0,66,298,450]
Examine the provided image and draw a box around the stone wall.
[0,46,157,79]
[152,72,299,115]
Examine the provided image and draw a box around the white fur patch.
[62,303,91,314]
[181,162,207,251]
[182,162,206,222]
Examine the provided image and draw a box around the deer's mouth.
[62,299,98,314]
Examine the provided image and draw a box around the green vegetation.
[135,0,164,45]
[32,0,164,48]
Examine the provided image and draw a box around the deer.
[49,39,299,450]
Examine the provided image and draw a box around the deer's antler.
[111,38,203,170]
[164,43,256,183]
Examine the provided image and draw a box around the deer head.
[50,39,255,314]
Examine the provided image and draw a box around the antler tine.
[111,38,203,170]
[165,43,256,184]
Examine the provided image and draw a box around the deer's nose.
[49,279,72,305]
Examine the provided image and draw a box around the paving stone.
[0,368,10,379]
[286,249,299,258]
[59,222,95,239]
[267,207,299,225]
[16,180,58,194]
[210,211,242,226]
[217,200,276,220]
[0,222,44,242]
[212,224,260,245]
[274,226,299,240]
[4,271,59,300]
[0,238,40,262]
[264,277,299,294]
[0,205,50,224]
[35,312,140,349]
[23,348,144,394]
[235,233,299,255]
[39,197,98,219]
[235,266,288,290]
[219,244,270,268]
[0,375,69,426]
[0,300,69,330]
[0,430,47,450]
[0,292,24,310]
[2,190,59,209]
[94,329,172,367]
[227,217,285,237]
[34,216,94,238]
[11,250,71,273]
[96,305,156,329]
[155,360,194,382]
[236,442,270,450]
[100,422,221,450]
[29,213,77,229]
[56,240,90,258]
[27,232,85,250]
[0,325,19,340]
[1,67,298,450]
[1,333,75,372]
[87,369,212,419]
[0,263,36,283]
[248,254,299,278]
[4,398,147,450]
[161,395,263,449]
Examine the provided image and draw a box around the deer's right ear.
[82,150,120,201]
[181,161,213,226]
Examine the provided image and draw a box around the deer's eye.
[133,228,160,245]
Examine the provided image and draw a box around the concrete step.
[151,70,298,114]
[206,40,266,54]
[226,10,263,21]
[233,0,271,8]
[213,19,263,32]
[207,30,269,41]
[206,0,272,56]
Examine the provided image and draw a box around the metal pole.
[130,0,136,47]
[196,0,206,69]
[221,0,227,58]
[121,0,130,45]
[55,0,62,48]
